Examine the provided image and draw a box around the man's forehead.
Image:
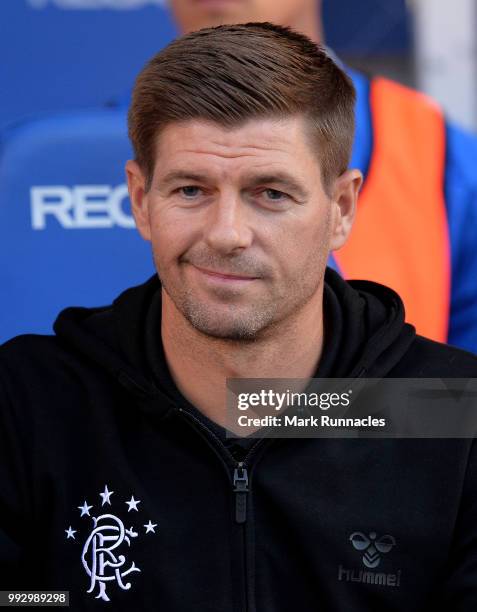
[154,117,311,164]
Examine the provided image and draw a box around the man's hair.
[128,22,356,193]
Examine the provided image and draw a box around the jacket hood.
[321,269,416,377]
[53,268,416,403]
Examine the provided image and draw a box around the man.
[166,0,477,353]
[1,23,477,611]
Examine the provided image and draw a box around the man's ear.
[329,169,363,251]
[125,159,151,241]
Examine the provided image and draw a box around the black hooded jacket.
[1,268,477,611]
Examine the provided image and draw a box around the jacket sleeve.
[439,439,477,609]
[0,362,33,589]
[445,121,477,354]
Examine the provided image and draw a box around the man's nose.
[203,195,253,254]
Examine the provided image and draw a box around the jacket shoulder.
[0,334,77,389]
[390,335,477,376]
[1,333,62,362]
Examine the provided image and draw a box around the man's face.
[169,0,315,33]
[128,117,357,341]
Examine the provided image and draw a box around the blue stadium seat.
[0,109,153,343]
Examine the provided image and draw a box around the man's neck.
[161,290,325,427]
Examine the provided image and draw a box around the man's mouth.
[192,265,258,283]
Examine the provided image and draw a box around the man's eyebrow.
[247,173,309,199]
[158,170,209,186]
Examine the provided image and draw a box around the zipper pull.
[233,464,249,524]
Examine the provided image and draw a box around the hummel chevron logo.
[337,530,401,588]
[350,531,396,568]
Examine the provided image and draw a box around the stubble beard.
[160,271,283,341]
[156,256,327,343]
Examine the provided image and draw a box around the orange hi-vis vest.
[334,77,450,343]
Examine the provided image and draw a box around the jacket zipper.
[177,406,271,518]
[177,407,273,612]
[233,463,249,524]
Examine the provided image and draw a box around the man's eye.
[180,186,201,198]
[264,189,288,201]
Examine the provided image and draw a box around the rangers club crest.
[65,484,157,602]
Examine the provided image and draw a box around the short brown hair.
[128,22,355,193]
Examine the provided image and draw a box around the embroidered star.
[126,496,141,512]
[100,485,114,506]
[65,526,76,539]
[78,501,93,517]
[144,520,157,534]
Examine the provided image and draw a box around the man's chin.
[161,281,277,340]
[181,303,272,342]
[185,315,262,342]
